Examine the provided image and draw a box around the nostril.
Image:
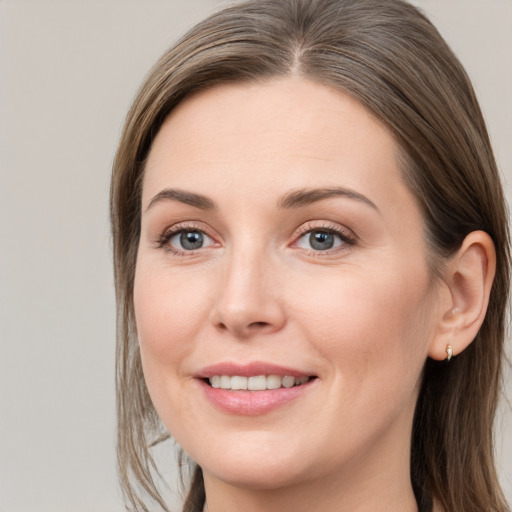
[248,321,271,330]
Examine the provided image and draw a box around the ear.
[428,231,496,361]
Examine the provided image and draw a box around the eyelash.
[293,222,356,255]
[154,221,356,256]
[154,221,214,255]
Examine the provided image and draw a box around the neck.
[203,469,418,512]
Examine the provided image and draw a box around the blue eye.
[295,229,345,251]
[168,230,214,251]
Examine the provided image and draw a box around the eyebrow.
[278,187,379,211]
[146,188,216,212]
[145,186,378,213]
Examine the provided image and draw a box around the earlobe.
[428,231,496,361]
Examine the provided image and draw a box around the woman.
[110,0,510,511]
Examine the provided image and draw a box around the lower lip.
[199,379,315,416]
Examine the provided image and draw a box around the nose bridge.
[211,236,285,337]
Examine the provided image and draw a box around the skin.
[134,77,493,512]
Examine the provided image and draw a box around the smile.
[208,375,311,390]
[197,363,318,415]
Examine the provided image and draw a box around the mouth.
[197,363,318,415]
[205,374,314,390]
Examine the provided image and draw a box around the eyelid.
[291,221,357,253]
[153,221,219,253]
[152,219,356,255]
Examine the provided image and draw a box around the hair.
[110,0,511,511]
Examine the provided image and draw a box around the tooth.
[231,376,248,390]
[220,375,231,389]
[266,375,282,389]
[282,376,295,388]
[248,375,267,391]
[212,374,311,391]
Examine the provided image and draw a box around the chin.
[186,433,315,490]
[203,458,309,491]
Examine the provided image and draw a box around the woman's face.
[134,77,442,491]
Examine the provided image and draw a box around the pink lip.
[197,361,312,379]
[196,361,317,416]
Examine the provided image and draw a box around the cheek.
[135,263,208,343]
[291,261,435,385]
[133,263,212,395]
[288,264,436,460]
[133,262,220,438]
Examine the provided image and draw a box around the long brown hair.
[110,1,511,510]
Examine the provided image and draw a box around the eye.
[294,227,353,252]
[160,228,215,252]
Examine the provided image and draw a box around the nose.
[210,246,286,338]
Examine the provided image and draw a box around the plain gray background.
[1,1,511,511]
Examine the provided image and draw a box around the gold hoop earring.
[445,344,453,362]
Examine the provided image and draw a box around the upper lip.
[197,361,315,379]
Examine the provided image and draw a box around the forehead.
[142,77,411,219]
